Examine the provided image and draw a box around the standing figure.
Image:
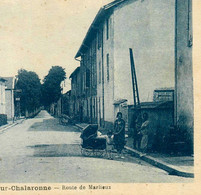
[130,111,142,149]
[139,113,150,153]
[113,112,126,158]
[136,113,143,149]
[106,131,114,160]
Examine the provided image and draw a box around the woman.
[130,111,142,149]
[113,112,125,158]
[139,112,150,153]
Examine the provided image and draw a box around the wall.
[128,103,174,152]
[113,0,175,104]
[5,90,14,120]
[175,0,193,149]
[70,69,81,118]
[80,36,98,123]
[74,0,175,130]
[77,12,115,127]
[0,82,6,114]
[96,13,115,127]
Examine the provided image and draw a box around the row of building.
[54,0,193,153]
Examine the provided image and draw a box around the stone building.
[69,67,84,121]
[175,0,193,152]
[74,0,175,129]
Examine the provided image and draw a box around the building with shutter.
[73,0,175,130]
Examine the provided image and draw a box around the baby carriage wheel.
[93,149,105,158]
[81,148,92,156]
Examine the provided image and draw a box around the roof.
[64,90,71,95]
[69,67,80,79]
[75,0,128,58]
[2,77,15,89]
[131,101,173,110]
[154,87,174,92]
[0,77,6,82]
[113,99,127,105]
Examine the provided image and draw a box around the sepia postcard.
[0,0,200,194]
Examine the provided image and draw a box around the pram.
[80,124,107,157]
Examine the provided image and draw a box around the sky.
[0,0,113,90]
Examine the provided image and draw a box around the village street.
[0,110,192,183]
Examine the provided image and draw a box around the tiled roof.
[69,67,80,78]
[113,99,127,105]
[0,77,7,82]
[2,77,15,89]
[75,0,128,58]
[131,101,173,109]
[154,87,174,91]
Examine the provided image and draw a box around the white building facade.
[175,0,193,152]
[75,0,175,129]
[3,77,15,120]
[0,78,6,115]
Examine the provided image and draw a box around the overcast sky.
[0,0,113,89]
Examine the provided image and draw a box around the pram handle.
[80,133,97,141]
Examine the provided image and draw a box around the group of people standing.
[131,112,150,153]
[108,111,150,159]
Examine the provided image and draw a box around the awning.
[113,99,127,105]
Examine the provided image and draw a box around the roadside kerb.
[0,119,26,134]
[75,123,194,178]
[125,146,194,178]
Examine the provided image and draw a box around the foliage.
[41,66,66,107]
[15,69,41,113]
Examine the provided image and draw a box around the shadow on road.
[27,144,145,165]
[27,144,82,157]
[28,118,80,132]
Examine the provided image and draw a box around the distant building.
[74,0,175,129]
[0,77,7,126]
[0,77,6,115]
[3,77,15,121]
[61,90,72,116]
[69,67,83,121]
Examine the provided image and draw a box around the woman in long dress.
[139,113,150,153]
[113,112,125,158]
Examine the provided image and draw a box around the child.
[106,131,114,160]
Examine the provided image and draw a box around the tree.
[15,69,41,115]
[41,66,66,107]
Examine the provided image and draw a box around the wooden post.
[129,48,140,107]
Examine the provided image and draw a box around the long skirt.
[140,135,148,152]
[113,134,125,153]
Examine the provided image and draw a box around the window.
[82,55,86,91]
[106,18,109,40]
[82,73,85,92]
[99,62,101,84]
[91,58,94,86]
[86,69,90,88]
[106,54,109,81]
[98,29,102,49]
